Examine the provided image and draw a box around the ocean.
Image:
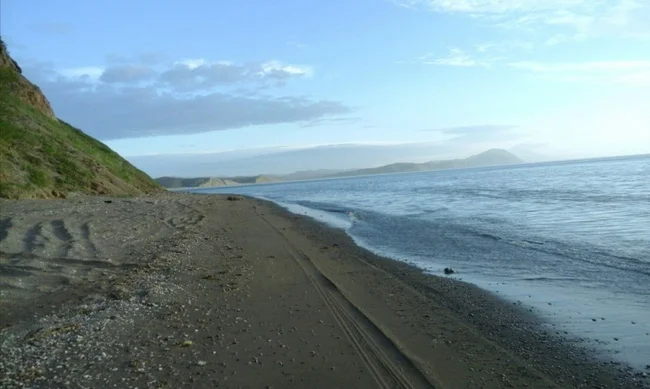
[192,154,650,369]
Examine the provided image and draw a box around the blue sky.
[2,0,649,176]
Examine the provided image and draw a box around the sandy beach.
[0,194,646,389]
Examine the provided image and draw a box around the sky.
[2,0,649,176]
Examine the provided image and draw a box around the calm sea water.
[193,155,650,369]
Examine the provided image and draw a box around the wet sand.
[0,194,647,388]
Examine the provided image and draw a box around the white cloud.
[100,64,156,83]
[21,56,347,140]
[158,59,312,91]
[510,60,650,86]
[397,0,650,41]
[59,66,104,80]
[509,60,650,73]
[175,59,311,77]
[259,60,312,77]
[475,43,493,53]
[418,0,587,14]
[175,58,208,70]
[472,40,535,53]
[544,34,569,46]
[420,48,486,67]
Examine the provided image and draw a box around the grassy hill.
[0,38,161,199]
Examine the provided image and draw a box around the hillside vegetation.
[0,38,161,199]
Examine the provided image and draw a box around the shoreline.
[260,198,648,379]
[1,194,647,388]
[263,195,650,371]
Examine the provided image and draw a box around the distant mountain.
[280,169,348,181]
[155,175,279,189]
[223,175,279,184]
[464,148,524,166]
[0,37,161,199]
[156,149,524,189]
[329,149,523,178]
[156,177,234,188]
[508,145,552,162]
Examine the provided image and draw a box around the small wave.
[477,232,501,241]
[348,211,361,222]
[417,219,650,278]
[512,240,650,277]
[294,200,351,214]
[592,251,648,265]
[419,207,450,215]
[321,207,350,214]
[520,276,585,282]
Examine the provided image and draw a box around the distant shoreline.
[161,152,650,190]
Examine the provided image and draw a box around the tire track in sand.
[15,220,99,260]
[255,208,435,389]
[49,220,74,258]
[0,218,12,243]
[24,222,45,253]
[79,222,99,258]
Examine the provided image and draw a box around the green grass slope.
[0,39,161,199]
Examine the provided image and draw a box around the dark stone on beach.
[227,196,244,201]
[108,284,131,300]
[444,268,455,275]
[104,200,112,204]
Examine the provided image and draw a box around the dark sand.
[0,194,647,388]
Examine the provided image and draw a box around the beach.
[1,194,646,389]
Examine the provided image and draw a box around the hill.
[280,169,347,181]
[156,177,239,188]
[0,38,161,199]
[329,149,523,178]
[156,150,523,188]
[155,175,279,189]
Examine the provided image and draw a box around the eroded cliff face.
[0,39,56,118]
